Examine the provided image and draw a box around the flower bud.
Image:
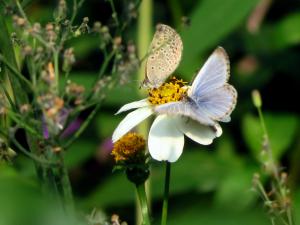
[252,89,262,108]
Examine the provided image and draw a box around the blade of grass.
[0,11,28,106]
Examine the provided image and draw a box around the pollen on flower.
[148,77,187,105]
[112,132,146,163]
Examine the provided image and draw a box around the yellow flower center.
[112,132,146,163]
[148,77,187,105]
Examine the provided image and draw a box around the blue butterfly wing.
[191,84,237,122]
[190,47,230,95]
[189,47,237,123]
[154,47,237,125]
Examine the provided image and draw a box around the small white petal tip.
[115,99,150,115]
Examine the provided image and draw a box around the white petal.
[148,115,184,162]
[112,107,153,142]
[214,123,223,137]
[176,117,220,145]
[115,99,150,115]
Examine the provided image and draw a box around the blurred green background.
[1,0,300,224]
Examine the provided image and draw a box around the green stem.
[15,0,28,21]
[0,130,55,165]
[63,103,101,149]
[56,151,75,214]
[70,0,84,24]
[98,50,116,79]
[257,107,279,181]
[15,0,50,49]
[0,82,16,111]
[0,9,28,107]
[161,162,171,225]
[287,208,294,225]
[70,0,78,24]
[0,54,34,91]
[7,111,42,137]
[108,0,119,28]
[53,51,60,94]
[26,134,50,187]
[136,183,151,225]
[256,106,294,225]
[136,0,152,222]
[166,0,183,28]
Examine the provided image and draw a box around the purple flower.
[61,118,82,138]
[42,116,50,139]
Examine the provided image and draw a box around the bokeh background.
[1,0,300,224]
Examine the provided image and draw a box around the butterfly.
[154,47,237,126]
[142,24,183,88]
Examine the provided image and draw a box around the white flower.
[112,97,222,163]
[112,47,237,163]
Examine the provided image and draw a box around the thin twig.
[0,129,56,165]
[70,0,85,24]
[108,0,120,28]
[7,110,42,138]
[53,51,60,94]
[98,49,116,79]
[15,0,51,49]
[63,103,101,149]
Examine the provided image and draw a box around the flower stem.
[56,151,75,214]
[136,183,151,225]
[161,162,171,225]
[53,51,60,94]
[137,0,152,223]
[257,106,280,181]
[253,90,294,225]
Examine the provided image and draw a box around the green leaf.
[95,112,120,138]
[271,13,300,49]
[105,84,140,106]
[0,165,84,225]
[242,113,298,161]
[214,136,258,210]
[65,140,98,168]
[61,72,96,89]
[178,0,259,78]
[67,35,100,59]
[294,189,300,224]
[213,163,257,210]
[258,13,300,51]
[165,200,268,225]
